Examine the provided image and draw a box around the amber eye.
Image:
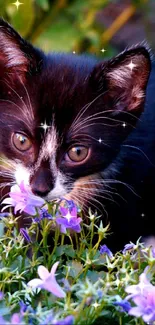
[67,146,89,162]
[12,133,32,151]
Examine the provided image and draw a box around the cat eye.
[12,133,32,152]
[67,146,89,163]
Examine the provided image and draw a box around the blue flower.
[39,208,52,220]
[99,244,113,258]
[20,228,31,243]
[34,208,52,223]
[122,243,135,254]
[54,315,74,325]
[19,301,28,313]
[0,212,11,218]
[113,299,131,312]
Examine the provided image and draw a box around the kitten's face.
[0,20,151,213]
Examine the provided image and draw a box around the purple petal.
[38,265,50,280]
[143,312,155,323]
[50,261,59,277]
[14,202,26,214]
[27,278,43,288]
[60,207,68,216]
[28,195,45,206]
[71,224,81,233]
[132,295,146,307]
[60,224,67,234]
[23,205,36,216]
[20,228,31,243]
[99,244,113,258]
[54,315,74,325]
[122,243,135,254]
[128,306,143,317]
[70,206,77,216]
[1,197,15,205]
[43,276,66,298]
[11,313,21,324]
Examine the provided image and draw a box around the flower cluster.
[1,181,155,324]
[125,270,155,322]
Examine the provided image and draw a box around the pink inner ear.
[105,52,151,112]
[0,31,28,72]
[107,52,150,91]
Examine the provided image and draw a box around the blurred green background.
[0,0,154,58]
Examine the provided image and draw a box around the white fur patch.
[47,171,68,201]
[35,124,58,170]
[15,164,30,185]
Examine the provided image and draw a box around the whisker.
[122,144,155,167]
[20,81,34,122]
[3,113,32,130]
[70,90,109,130]
[0,79,33,124]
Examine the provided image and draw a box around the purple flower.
[122,243,136,254]
[99,244,113,258]
[1,181,45,215]
[27,262,66,298]
[0,313,22,324]
[97,289,103,299]
[11,313,21,324]
[60,198,77,212]
[56,205,82,234]
[54,315,74,325]
[19,301,28,314]
[152,248,155,258]
[113,299,131,312]
[20,228,31,243]
[39,208,52,220]
[126,272,155,322]
[0,212,11,218]
[34,208,52,223]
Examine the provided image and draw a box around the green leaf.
[68,260,83,277]
[36,0,49,11]
[35,17,81,52]
[64,245,76,258]
[55,245,75,258]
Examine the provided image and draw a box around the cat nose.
[31,187,51,197]
[30,168,54,198]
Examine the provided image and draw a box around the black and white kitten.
[0,19,152,250]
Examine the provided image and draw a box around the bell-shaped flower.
[126,272,155,322]
[1,181,45,215]
[27,262,66,298]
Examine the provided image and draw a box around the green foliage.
[0,0,150,55]
[0,205,154,324]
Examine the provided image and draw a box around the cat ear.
[0,19,42,81]
[91,46,151,114]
